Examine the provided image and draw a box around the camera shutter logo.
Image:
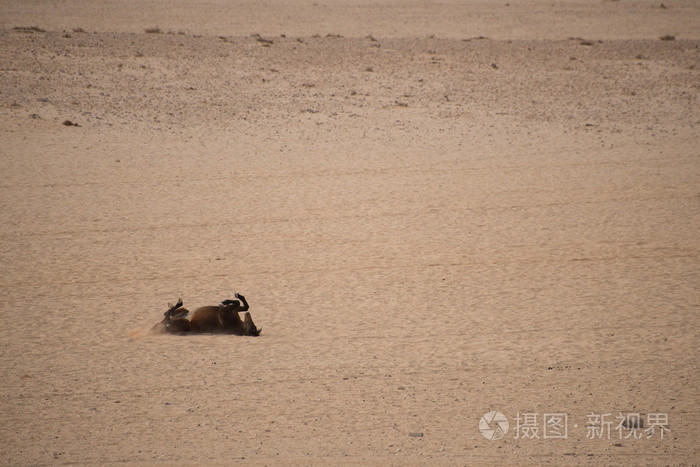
[480,411,509,440]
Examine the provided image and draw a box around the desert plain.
[0,0,699,464]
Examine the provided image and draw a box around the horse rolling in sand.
[157,293,261,336]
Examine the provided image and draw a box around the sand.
[1,0,698,464]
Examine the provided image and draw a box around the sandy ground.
[1,0,699,464]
